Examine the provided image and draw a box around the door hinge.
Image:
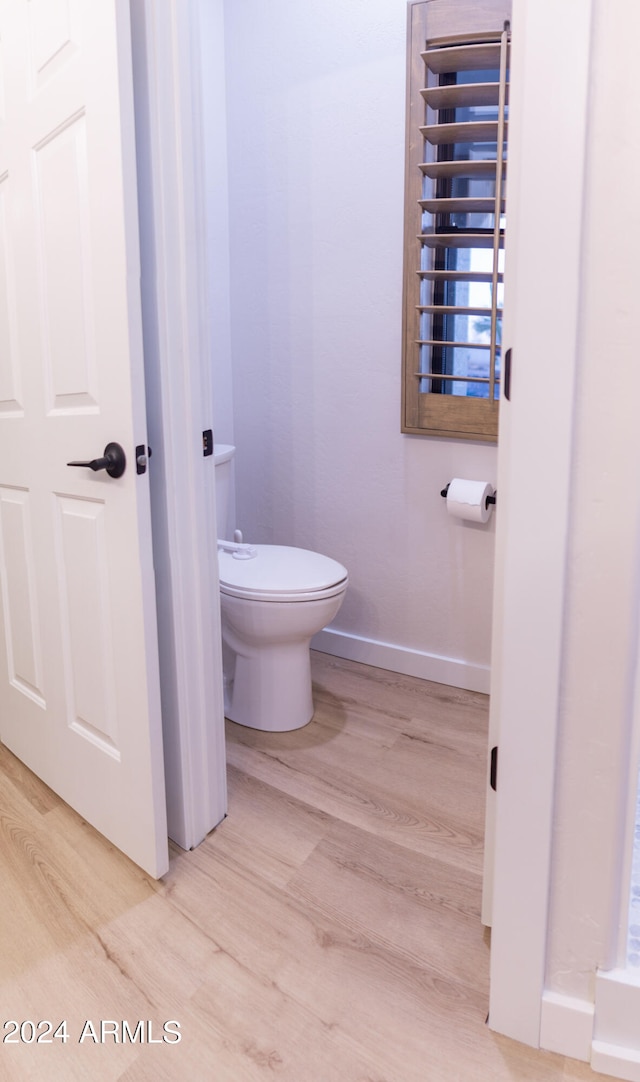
[203,429,213,457]
[504,348,512,401]
[490,746,498,791]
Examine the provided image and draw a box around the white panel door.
[0,0,168,877]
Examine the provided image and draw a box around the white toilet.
[214,445,348,732]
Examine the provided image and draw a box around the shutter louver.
[418,27,509,400]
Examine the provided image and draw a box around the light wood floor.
[0,651,617,1081]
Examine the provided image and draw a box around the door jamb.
[130,0,227,850]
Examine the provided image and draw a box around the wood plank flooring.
[0,651,617,1081]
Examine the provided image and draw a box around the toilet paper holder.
[440,483,497,509]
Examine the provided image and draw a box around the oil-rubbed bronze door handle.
[67,442,126,479]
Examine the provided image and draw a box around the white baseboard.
[590,969,640,1081]
[311,627,490,694]
[539,990,594,1063]
[591,1042,640,1082]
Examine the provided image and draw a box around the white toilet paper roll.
[446,478,495,524]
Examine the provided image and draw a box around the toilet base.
[220,584,347,732]
[224,640,315,732]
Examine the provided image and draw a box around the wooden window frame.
[401,0,511,442]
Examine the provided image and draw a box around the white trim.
[312,628,490,694]
[539,991,593,1063]
[591,970,640,1080]
[486,0,594,1046]
[616,601,640,967]
[130,0,227,851]
[591,1045,640,1082]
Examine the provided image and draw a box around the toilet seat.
[218,544,348,603]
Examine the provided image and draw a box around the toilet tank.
[213,444,235,539]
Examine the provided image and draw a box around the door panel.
[0,486,44,706]
[34,112,100,413]
[54,494,120,752]
[0,176,22,414]
[27,0,80,93]
[0,0,168,877]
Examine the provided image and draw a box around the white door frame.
[489,5,640,1078]
[130,0,227,850]
[486,0,594,1048]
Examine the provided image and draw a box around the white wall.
[219,0,497,692]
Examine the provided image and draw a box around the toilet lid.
[218,545,348,601]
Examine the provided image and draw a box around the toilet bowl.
[218,544,348,732]
[214,445,348,732]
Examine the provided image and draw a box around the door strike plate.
[136,445,152,475]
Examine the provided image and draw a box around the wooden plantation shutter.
[402,0,511,440]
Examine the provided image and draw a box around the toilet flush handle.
[217,539,258,560]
